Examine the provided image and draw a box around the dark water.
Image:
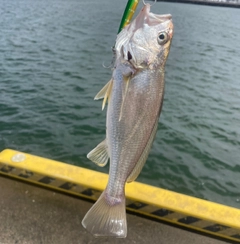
[1,0,240,208]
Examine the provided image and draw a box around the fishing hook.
[102,46,116,69]
[102,61,113,69]
[143,0,157,6]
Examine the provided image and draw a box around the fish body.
[82,4,173,238]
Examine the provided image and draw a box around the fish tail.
[82,190,127,238]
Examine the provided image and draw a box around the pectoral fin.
[127,119,159,183]
[87,139,109,167]
[119,76,130,121]
[94,79,113,110]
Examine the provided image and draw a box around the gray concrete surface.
[0,175,230,244]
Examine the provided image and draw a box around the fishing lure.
[118,0,140,33]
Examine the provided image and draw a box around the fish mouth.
[135,4,172,27]
[133,4,173,42]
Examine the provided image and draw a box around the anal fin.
[87,139,109,167]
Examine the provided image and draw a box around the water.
[0,0,240,209]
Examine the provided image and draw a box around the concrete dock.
[0,175,233,244]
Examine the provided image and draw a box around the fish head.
[115,4,173,70]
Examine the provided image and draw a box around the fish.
[82,3,173,238]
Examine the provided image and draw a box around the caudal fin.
[82,190,127,238]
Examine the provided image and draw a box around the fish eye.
[157,31,168,45]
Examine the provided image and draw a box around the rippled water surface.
[1,0,240,208]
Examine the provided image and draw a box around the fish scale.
[107,69,164,182]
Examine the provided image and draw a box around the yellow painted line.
[0,149,240,242]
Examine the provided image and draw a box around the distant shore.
[158,0,240,8]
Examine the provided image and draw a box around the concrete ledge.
[0,149,240,242]
[0,175,231,244]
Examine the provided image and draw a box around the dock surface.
[0,175,230,244]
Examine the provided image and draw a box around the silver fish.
[82,3,173,238]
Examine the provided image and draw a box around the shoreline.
[158,0,240,8]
